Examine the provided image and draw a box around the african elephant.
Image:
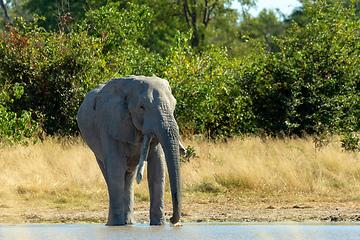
[77,75,184,226]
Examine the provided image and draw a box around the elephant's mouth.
[147,132,156,138]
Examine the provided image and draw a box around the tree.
[240,1,360,135]
[238,9,283,52]
[141,0,239,51]
[181,0,230,47]
[18,0,241,53]
[237,0,257,21]
[23,0,106,31]
[286,0,360,28]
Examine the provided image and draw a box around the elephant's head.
[94,75,182,224]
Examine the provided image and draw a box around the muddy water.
[1,222,360,240]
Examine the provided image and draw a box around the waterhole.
[1,222,360,239]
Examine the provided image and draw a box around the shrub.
[83,2,163,77]
[0,16,105,135]
[341,132,360,152]
[239,1,360,136]
[0,83,39,144]
[0,3,162,137]
[1,1,360,142]
[161,31,251,138]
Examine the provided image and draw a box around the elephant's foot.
[170,222,183,227]
[106,220,134,226]
[150,213,165,225]
[150,221,165,226]
[106,213,126,226]
[106,221,126,226]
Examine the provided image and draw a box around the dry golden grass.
[0,138,107,209]
[1,135,360,209]
[181,135,360,203]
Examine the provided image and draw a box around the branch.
[0,0,10,20]
[190,0,197,29]
[182,0,191,28]
[203,0,218,26]
[203,0,208,25]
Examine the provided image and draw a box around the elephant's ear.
[94,81,137,143]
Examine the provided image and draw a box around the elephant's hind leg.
[101,132,127,226]
[124,170,136,224]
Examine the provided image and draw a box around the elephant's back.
[77,83,106,130]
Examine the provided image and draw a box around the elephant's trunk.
[157,121,182,224]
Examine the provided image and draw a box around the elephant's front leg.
[101,132,127,226]
[147,143,166,225]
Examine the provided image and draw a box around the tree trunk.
[0,0,10,20]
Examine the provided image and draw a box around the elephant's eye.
[139,105,145,113]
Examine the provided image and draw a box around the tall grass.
[181,136,360,202]
[1,136,360,208]
[0,138,107,208]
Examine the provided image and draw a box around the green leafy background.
[0,1,360,151]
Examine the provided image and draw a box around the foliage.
[161,31,251,138]
[16,0,243,56]
[0,16,105,135]
[180,145,199,163]
[83,2,163,77]
[0,3,161,137]
[0,83,39,144]
[341,132,360,152]
[22,0,106,32]
[238,9,284,52]
[1,1,360,145]
[240,1,360,136]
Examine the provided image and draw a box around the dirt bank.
[1,200,360,224]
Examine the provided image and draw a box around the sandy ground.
[1,200,360,224]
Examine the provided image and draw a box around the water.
[1,222,360,240]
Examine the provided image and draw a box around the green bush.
[341,132,360,152]
[0,3,162,137]
[1,1,360,143]
[161,31,251,138]
[240,1,360,136]
[0,83,39,144]
[83,2,163,77]
[0,16,105,135]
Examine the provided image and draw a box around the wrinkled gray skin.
[77,75,184,226]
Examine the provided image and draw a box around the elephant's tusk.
[136,135,152,184]
[179,140,187,156]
